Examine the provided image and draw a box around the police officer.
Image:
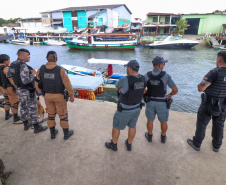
[35,51,74,140]
[7,48,48,133]
[105,60,146,151]
[0,54,22,124]
[187,51,226,152]
[144,56,178,143]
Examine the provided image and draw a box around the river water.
[0,43,219,114]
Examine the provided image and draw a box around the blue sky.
[1,0,225,20]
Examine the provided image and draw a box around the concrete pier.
[0,98,226,185]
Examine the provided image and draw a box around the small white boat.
[61,64,102,76]
[43,38,67,46]
[147,35,199,49]
[88,58,128,88]
[11,36,30,45]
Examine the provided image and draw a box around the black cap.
[152,56,168,65]
[125,60,140,70]
[17,48,30,55]
[46,50,57,58]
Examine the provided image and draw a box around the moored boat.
[147,35,199,49]
[43,38,67,46]
[11,36,31,45]
[66,33,137,51]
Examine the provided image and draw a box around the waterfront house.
[130,18,142,32]
[142,13,181,36]
[182,12,226,35]
[40,4,132,33]
[20,18,42,27]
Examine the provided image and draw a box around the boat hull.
[66,41,136,51]
[149,43,199,49]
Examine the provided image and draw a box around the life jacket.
[0,65,12,89]
[39,65,65,94]
[9,60,34,89]
[205,68,226,98]
[146,71,166,97]
[118,75,145,105]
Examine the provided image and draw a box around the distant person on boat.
[105,60,146,151]
[7,48,48,133]
[0,54,22,124]
[144,56,178,144]
[187,51,226,152]
[35,50,74,140]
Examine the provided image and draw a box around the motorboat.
[43,38,67,46]
[10,36,31,45]
[147,36,200,49]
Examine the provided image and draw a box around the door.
[184,18,200,35]
[72,11,78,30]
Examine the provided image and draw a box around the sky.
[1,0,226,20]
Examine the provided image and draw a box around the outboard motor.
[30,40,33,45]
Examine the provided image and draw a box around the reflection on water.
[0,43,218,113]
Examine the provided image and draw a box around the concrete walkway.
[0,98,226,185]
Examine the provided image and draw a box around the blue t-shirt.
[144,69,176,99]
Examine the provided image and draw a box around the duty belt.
[121,105,141,111]
[149,98,167,102]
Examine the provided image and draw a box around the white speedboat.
[43,38,67,46]
[147,36,199,49]
[11,36,30,45]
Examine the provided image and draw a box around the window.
[165,16,170,23]
[153,17,158,22]
[42,14,48,18]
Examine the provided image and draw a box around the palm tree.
[175,18,190,34]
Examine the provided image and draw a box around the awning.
[51,21,62,25]
[142,24,157,27]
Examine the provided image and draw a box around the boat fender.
[133,43,137,46]
[82,43,85,46]
[120,44,123,47]
[86,44,89,47]
[77,43,80,46]
[93,44,96,47]
[105,44,108,48]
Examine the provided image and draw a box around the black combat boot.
[50,127,58,139]
[13,114,23,124]
[5,110,13,120]
[105,140,118,151]
[23,120,31,131]
[63,128,74,140]
[33,123,48,133]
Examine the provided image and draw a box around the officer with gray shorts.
[144,56,178,143]
[105,60,146,151]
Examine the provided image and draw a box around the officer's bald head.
[46,51,57,62]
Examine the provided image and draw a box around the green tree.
[175,18,190,34]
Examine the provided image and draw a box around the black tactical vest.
[0,65,11,88]
[9,60,34,89]
[39,65,65,94]
[205,68,226,98]
[147,71,166,97]
[118,75,145,105]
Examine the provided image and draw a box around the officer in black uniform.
[188,51,226,152]
[105,60,146,151]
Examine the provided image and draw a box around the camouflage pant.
[16,88,38,124]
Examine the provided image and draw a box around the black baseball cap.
[17,48,30,55]
[125,60,140,70]
[152,56,168,65]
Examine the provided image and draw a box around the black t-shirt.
[204,67,226,83]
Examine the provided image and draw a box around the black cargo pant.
[193,101,225,149]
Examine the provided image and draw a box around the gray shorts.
[113,108,141,130]
[145,101,169,122]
